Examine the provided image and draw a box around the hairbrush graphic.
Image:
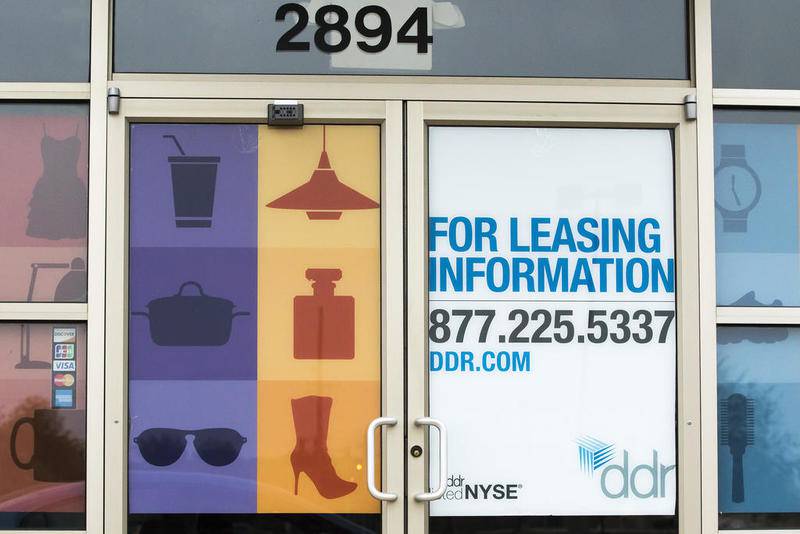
[720,393,755,503]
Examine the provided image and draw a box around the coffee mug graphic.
[10,409,86,482]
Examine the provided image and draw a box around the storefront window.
[114,0,688,79]
[712,0,800,89]
[714,109,800,307]
[0,323,86,530]
[0,0,90,82]
[717,326,800,529]
[0,104,89,304]
[128,123,381,531]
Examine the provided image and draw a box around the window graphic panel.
[714,109,800,307]
[428,127,677,532]
[0,323,87,530]
[0,104,89,303]
[717,326,800,528]
[127,124,380,532]
[257,125,380,515]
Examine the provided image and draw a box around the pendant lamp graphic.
[267,126,378,220]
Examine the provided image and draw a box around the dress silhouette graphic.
[26,127,88,240]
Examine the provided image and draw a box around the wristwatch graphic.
[714,144,761,233]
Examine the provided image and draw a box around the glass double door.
[106,99,699,533]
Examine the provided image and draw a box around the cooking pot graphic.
[132,282,249,346]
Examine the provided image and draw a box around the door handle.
[414,417,448,502]
[366,417,398,501]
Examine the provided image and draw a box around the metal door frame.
[406,101,701,534]
[104,98,405,533]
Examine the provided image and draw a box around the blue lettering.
[510,217,527,252]
[429,217,448,252]
[569,258,595,292]
[639,218,661,253]
[626,258,649,293]
[430,351,443,371]
[553,218,577,252]
[612,218,636,253]
[487,257,510,292]
[531,218,551,252]
[512,258,535,291]
[538,258,568,292]
[475,217,498,252]
[450,216,473,252]
[652,258,674,293]
[465,257,485,291]
[577,217,600,252]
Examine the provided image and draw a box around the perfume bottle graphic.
[294,269,355,360]
[266,125,379,220]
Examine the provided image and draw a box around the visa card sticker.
[53,360,77,372]
[53,388,75,409]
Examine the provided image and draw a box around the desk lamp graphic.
[714,145,761,233]
[16,259,86,369]
[720,393,755,503]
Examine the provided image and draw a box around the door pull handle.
[366,417,398,501]
[414,417,448,502]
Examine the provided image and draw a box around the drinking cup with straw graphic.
[163,134,221,228]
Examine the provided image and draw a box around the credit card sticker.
[53,328,77,343]
[53,373,76,387]
[53,388,74,409]
[54,344,75,360]
[53,360,77,372]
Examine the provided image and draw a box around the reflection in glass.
[0,104,89,303]
[115,0,687,79]
[718,326,800,528]
[0,323,87,530]
[0,0,90,82]
[715,109,800,306]
[713,0,800,90]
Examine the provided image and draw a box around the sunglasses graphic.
[133,428,247,467]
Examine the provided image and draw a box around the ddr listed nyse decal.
[442,474,522,501]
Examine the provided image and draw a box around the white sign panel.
[428,127,676,516]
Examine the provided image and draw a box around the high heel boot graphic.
[290,396,357,499]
